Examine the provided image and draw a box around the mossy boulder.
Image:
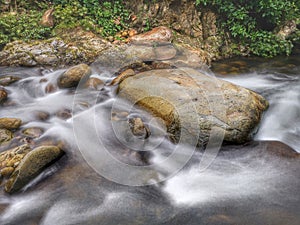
[117,68,269,146]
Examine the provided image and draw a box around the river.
[0,54,299,225]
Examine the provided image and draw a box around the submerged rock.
[117,68,268,146]
[0,118,22,130]
[57,64,92,88]
[128,117,151,139]
[0,76,21,86]
[5,145,64,193]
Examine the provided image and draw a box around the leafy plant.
[196,0,299,57]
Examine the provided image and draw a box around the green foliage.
[196,0,299,57]
[53,0,130,36]
[0,11,52,48]
[0,0,130,48]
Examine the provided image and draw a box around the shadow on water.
[0,55,299,225]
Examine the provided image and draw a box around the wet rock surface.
[0,76,20,86]
[57,64,92,88]
[118,68,269,145]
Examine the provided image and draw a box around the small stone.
[0,128,13,146]
[34,111,50,121]
[56,109,72,120]
[0,118,22,130]
[0,89,8,103]
[5,145,64,193]
[84,77,104,90]
[22,127,44,138]
[40,8,54,27]
[0,76,20,86]
[45,83,57,93]
[57,64,92,88]
[128,117,151,139]
[129,26,173,44]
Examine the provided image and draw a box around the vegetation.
[0,0,130,49]
[196,0,300,57]
[0,0,299,57]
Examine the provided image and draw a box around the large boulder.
[117,68,268,146]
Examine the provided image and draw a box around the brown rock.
[0,145,31,180]
[0,167,14,178]
[5,145,64,193]
[118,68,269,146]
[40,9,54,27]
[129,26,173,44]
[45,83,57,93]
[128,117,151,139]
[0,89,8,103]
[0,128,13,146]
[84,77,104,90]
[0,118,22,130]
[265,141,300,158]
[22,127,44,138]
[110,69,135,86]
[57,64,92,88]
[56,108,72,120]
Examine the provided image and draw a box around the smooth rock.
[0,128,13,146]
[0,118,22,130]
[5,145,64,193]
[57,64,92,88]
[118,68,269,146]
[129,26,173,44]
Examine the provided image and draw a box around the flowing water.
[0,55,299,225]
